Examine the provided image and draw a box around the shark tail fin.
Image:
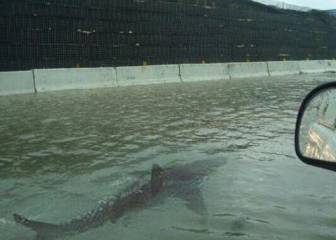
[14,213,33,227]
[14,213,63,237]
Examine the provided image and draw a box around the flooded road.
[1,73,336,240]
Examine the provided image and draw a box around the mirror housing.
[295,82,336,171]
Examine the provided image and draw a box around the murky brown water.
[1,73,336,240]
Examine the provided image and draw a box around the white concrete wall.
[116,65,180,87]
[1,60,336,96]
[299,60,336,74]
[267,61,301,76]
[34,67,117,92]
[331,60,336,71]
[228,62,269,79]
[0,71,35,96]
[180,63,230,82]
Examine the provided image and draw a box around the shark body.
[14,159,224,240]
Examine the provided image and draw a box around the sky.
[281,0,336,10]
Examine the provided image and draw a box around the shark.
[13,159,224,240]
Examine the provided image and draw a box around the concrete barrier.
[180,63,230,82]
[34,67,117,92]
[116,65,180,86]
[299,60,336,74]
[1,60,336,96]
[331,60,336,71]
[228,62,269,79]
[0,71,35,96]
[267,61,301,76]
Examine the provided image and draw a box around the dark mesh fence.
[1,0,336,71]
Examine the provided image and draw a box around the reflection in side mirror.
[295,82,336,171]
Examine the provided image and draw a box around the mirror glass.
[299,88,336,162]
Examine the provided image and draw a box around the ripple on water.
[1,74,336,239]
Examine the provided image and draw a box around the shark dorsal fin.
[151,164,164,195]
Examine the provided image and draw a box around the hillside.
[0,0,335,71]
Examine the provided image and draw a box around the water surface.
[1,73,336,240]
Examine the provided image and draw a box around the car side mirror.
[295,82,336,171]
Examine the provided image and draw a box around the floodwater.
[1,73,336,240]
